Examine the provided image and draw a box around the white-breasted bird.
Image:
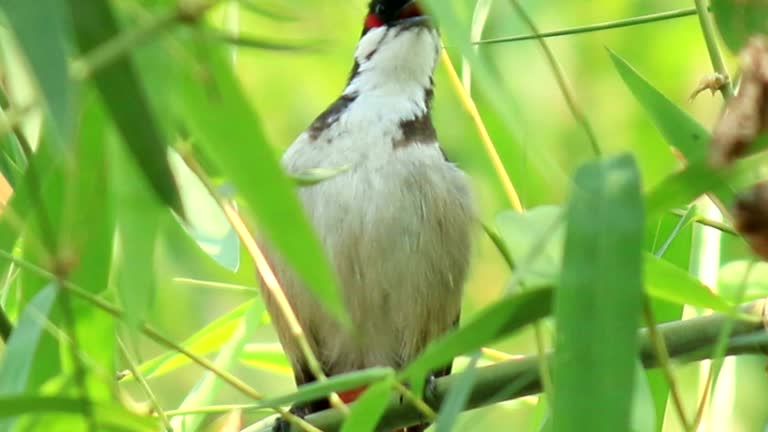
[261,1,474,430]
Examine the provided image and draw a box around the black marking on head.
[308,93,357,140]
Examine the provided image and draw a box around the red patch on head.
[364,13,385,30]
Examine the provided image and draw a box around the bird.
[260,1,474,430]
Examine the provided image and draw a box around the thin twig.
[693,261,756,430]
[179,152,350,417]
[670,209,737,235]
[643,301,692,430]
[475,8,698,45]
[508,0,602,156]
[70,0,226,80]
[391,381,437,421]
[0,249,265,402]
[439,50,524,212]
[117,338,173,431]
[692,0,734,99]
[278,301,768,431]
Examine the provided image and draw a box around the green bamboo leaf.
[66,0,183,215]
[110,138,163,331]
[171,301,261,432]
[495,206,564,286]
[173,42,346,322]
[435,353,480,432]
[259,368,393,410]
[339,380,393,432]
[0,396,158,430]
[609,49,710,162]
[712,0,768,54]
[645,151,768,217]
[240,343,292,375]
[0,0,71,144]
[0,283,57,393]
[402,287,553,393]
[719,260,768,302]
[0,137,58,283]
[66,92,117,401]
[554,154,644,432]
[125,301,255,380]
[644,254,730,311]
[170,150,239,271]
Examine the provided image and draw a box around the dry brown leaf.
[711,36,768,167]
[734,182,768,260]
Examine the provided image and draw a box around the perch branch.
[253,300,768,432]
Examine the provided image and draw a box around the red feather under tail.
[338,386,428,432]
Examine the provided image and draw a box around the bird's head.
[344,0,439,95]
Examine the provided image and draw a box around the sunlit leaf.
[240,343,292,375]
[170,300,261,432]
[127,301,255,380]
[170,150,239,271]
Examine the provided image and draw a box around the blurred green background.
[1,0,765,430]
[121,0,768,430]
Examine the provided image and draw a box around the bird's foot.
[271,404,313,432]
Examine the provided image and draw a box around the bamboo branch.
[475,8,698,45]
[251,300,768,432]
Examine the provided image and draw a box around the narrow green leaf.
[66,92,117,401]
[402,287,552,390]
[554,154,644,432]
[718,260,768,302]
[435,353,480,432]
[0,0,71,144]
[259,368,393,410]
[0,396,158,431]
[644,254,730,311]
[171,301,261,432]
[240,343,292,375]
[339,380,393,432]
[66,0,183,215]
[711,0,768,54]
[127,301,255,380]
[645,150,768,217]
[173,42,346,322]
[170,150,239,271]
[495,206,564,286]
[0,283,57,393]
[630,363,656,432]
[609,49,710,161]
[110,138,163,331]
[0,139,58,284]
